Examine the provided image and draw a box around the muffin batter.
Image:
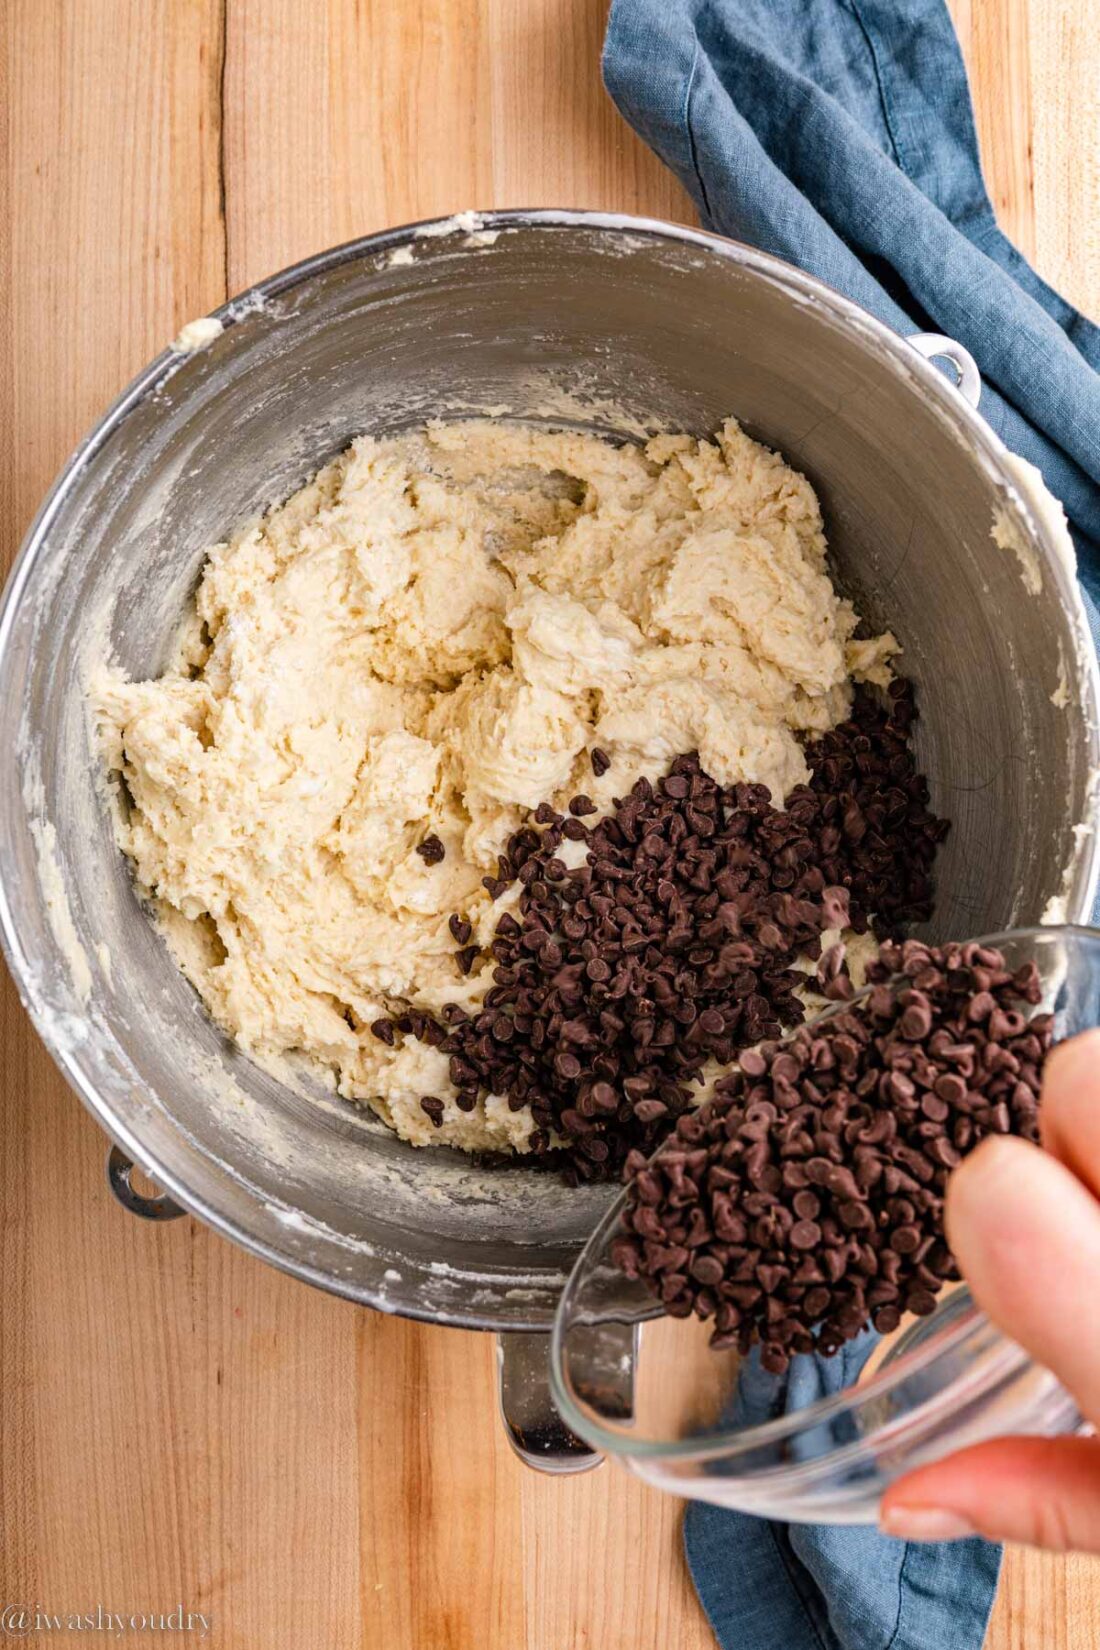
[94,419,895,1152]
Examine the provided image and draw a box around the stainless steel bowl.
[1,212,1097,1455]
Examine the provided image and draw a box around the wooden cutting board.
[2,3,1098,1645]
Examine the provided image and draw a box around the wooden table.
[2,3,1098,1645]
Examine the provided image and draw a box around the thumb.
[941,1131,1100,1424]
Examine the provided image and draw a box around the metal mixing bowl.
[1,211,1097,1460]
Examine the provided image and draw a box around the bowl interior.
[549,926,1093,1519]
[1,215,1095,1326]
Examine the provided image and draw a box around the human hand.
[879,1029,1100,1551]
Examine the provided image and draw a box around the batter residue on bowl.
[93,418,899,1154]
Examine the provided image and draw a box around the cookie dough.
[94,419,894,1152]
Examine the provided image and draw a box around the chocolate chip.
[590,748,611,777]
[617,936,1050,1360]
[688,1253,725,1287]
[590,1081,619,1114]
[415,834,445,865]
[385,681,949,1188]
[898,992,933,1040]
[420,1096,445,1127]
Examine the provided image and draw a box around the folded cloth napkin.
[601,1,1100,1646]
[602,0,1100,634]
[683,1338,1001,1650]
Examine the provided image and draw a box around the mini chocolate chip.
[614,930,1048,1363]
[898,994,933,1040]
[415,834,446,865]
[396,681,952,1206]
[790,1219,822,1250]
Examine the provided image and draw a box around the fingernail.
[879,1505,976,1542]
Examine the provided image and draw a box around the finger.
[945,1133,1100,1421]
[1039,1029,1100,1198]
[881,1436,1100,1553]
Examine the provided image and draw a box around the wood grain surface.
[1,3,1098,1646]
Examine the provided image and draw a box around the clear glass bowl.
[549,926,1097,1523]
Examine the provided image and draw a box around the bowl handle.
[497,1331,604,1474]
[907,332,982,408]
[106,1144,187,1221]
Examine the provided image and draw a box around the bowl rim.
[549,923,1095,1465]
[1,211,1097,1332]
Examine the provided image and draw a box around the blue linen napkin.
[602,1,1100,1645]
[602,0,1100,636]
[683,1337,1002,1650]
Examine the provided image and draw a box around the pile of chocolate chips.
[612,939,1051,1371]
[374,682,948,1182]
